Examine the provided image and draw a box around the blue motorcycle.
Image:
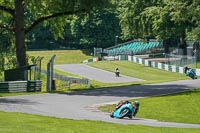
[110,101,139,119]
[184,67,198,80]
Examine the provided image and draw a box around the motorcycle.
[110,101,139,119]
[115,68,120,77]
[115,71,120,77]
[184,67,198,80]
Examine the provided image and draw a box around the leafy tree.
[70,7,121,48]
[140,0,189,53]
[185,0,200,41]
[0,0,111,67]
[116,0,200,54]
[26,24,60,49]
[116,0,161,40]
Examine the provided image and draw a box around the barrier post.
[46,55,56,92]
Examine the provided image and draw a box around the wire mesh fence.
[39,69,90,90]
[164,54,197,68]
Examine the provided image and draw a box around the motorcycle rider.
[115,68,120,77]
[184,66,197,79]
[110,100,140,119]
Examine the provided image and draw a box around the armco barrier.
[0,80,42,93]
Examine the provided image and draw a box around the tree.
[70,7,121,48]
[116,0,160,40]
[185,0,200,41]
[115,0,200,54]
[141,0,195,54]
[0,0,111,67]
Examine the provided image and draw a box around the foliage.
[0,41,16,74]
[116,0,157,40]
[185,0,200,40]
[26,6,121,50]
[70,7,121,48]
[23,0,112,37]
[1,0,200,68]
[0,0,112,67]
[115,0,200,53]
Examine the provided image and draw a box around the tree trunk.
[163,39,170,54]
[15,0,26,67]
[180,32,187,55]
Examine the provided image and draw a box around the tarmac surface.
[54,64,143,83]
[0,64,200,128]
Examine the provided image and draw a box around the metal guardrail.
[0,80,42,92]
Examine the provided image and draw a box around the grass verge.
[99,88,200,124]
[0,111,199,133]
[27,50,93,70]
[87,61,189,83]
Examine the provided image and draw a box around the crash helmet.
[134,101,140,107]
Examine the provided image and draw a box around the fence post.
[32,56,44,80]
[38,57,44,80]
[46,55,56,92]
[34,56,39,80]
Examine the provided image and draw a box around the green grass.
[26,50,195,91]
[0,50,200,132]
[99,88,200,124]
[197,61,200,68]
[87,61,189,83]
[28,50,93,69]
[0,92,44,97]
[0,111,199,133]
[1,50,196,93]
[27,50,93,91]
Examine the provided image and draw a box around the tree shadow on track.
[0,98,38,105]
[59,84,193,98]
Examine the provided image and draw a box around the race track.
[0,64,200,128]
[54,64,143,83]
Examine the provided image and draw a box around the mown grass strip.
[0,111,199,133]
[87,61,189,82]
[99,88,200,124]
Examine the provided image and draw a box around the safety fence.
[27,55,90,92]
[40,69,90,90]
[163,54,196,68]
[127,55,200,76]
